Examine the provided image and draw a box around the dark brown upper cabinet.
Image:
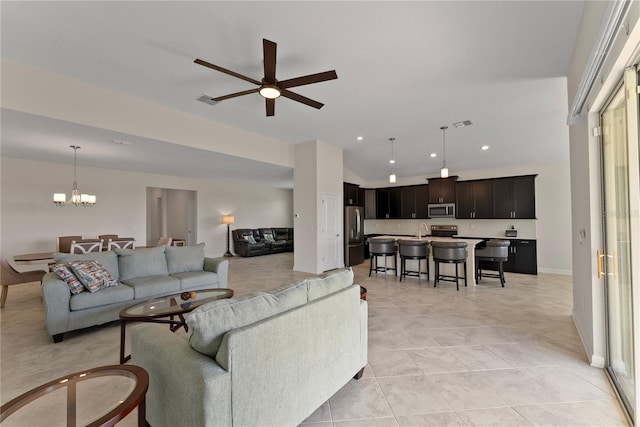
[492,175,536,219]
[456,180,493,219]
[427,177,457,204]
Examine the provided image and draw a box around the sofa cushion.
[53,251,119,282]
[165,243,205,275]
[264,280,308,308]
[307,268,354,301]
[187,281,308,357]
[51,263,85,294]
[121,275,180,299]
[70,284,135,311]
[173,271,218,289]
[69,260,118,292]
[116,246,168,281]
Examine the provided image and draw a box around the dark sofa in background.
[232,228,294,257]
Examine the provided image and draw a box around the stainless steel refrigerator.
[345,206,365,266]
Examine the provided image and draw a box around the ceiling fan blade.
[279,70,338,89]
[280,89,324,109]
[194,58,261,86]
[266,98,275,117]
[213,88,260,102]
[263,39,277,83]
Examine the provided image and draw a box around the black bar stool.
[368,238,397,277]
[475,239,511,287]
[397,239,429,284]
[432,241,468,291]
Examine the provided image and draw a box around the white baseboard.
[538,267,572,275]
[572,310,606,368]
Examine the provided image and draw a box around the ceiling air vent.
[197,94,218,106]
[453,120,473,128]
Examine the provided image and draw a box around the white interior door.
[187,199,197,245]
[321,193,341,271]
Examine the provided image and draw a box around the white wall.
[293,140,343,274]
[1,157,293,259]
[1,59,295,168]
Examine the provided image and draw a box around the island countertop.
[371,235,483,246]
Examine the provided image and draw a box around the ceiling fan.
[194,38,337,117]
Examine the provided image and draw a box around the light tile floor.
[0,252,630,426]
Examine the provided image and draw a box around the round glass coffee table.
[0,365,148,427]
[119,288,234,363]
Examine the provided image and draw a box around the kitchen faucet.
[416,223,429,240]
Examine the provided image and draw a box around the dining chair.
[57,236,83,253]
[70,239,104,254]
[2,256,48,308]
[107,238,135,251]
[157,237,172,246]
[98,234,119,250]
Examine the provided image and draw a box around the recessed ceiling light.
[356,136,363,141]
[430,153,437,158]
[389,159,395,164]
[481,145,490,150]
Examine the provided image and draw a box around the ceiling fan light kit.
[259,85,281,99]
[195,38,337,117]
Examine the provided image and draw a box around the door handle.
[597,250,615,279]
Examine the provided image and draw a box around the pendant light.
[388,137,396,183]
[440,126,449,178]
[53,145,97,206]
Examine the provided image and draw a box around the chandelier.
[53,145,96,206]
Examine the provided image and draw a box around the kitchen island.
[371,235,483,286]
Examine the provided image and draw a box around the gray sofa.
[41,244,229,343]
[131,268,367,427]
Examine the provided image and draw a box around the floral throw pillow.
[51,263,85,295]
[265,234,275,242]
[69,260,118,293]
[244,235,257,244]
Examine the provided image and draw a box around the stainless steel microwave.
[428,203,456,218]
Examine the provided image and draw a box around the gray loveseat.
[41,244,228,343]
[130,268,367,427]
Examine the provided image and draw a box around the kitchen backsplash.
[363,218,537,240]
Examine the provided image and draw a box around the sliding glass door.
[600,66,639,418]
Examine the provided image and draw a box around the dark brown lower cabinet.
[479,239,537,275]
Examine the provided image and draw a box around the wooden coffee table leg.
[1,285,8,308]
[120,320,131,364]
[179,313,188,332]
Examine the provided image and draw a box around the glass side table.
[0,365,148,427]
